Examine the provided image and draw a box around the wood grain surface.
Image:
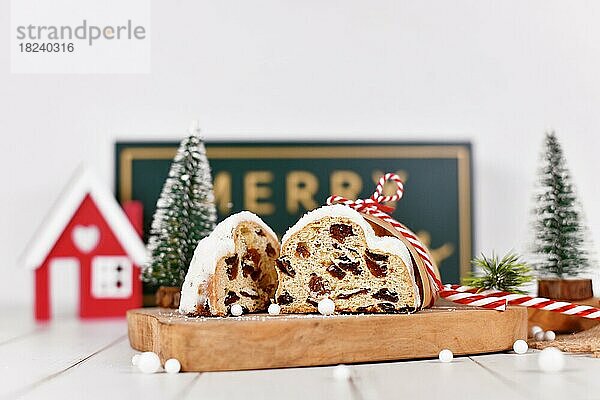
[537,279,593,301]
[127,303,527,372]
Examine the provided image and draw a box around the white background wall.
[2,0,600,308]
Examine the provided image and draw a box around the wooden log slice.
[538,279,593,301]
[155,286,181,309]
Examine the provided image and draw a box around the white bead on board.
[164,358,181,374]
[268,303,281,315]
[137,352,161,374]
[230,304,243,317]
[332,364,352,381]
[438,349,453,363]
[513,339,528,354]
[318,298,335,315]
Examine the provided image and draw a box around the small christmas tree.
[533,132,589,278]
[142,121,217,287]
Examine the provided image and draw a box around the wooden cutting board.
[127,302,527,372]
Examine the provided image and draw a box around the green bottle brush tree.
[531,132,592,300]
[142,122,217,306]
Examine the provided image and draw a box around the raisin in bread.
[274,204,426,314]
[179,211,280,316]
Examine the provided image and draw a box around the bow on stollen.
[326,172,404,214]
[327,173,442,294]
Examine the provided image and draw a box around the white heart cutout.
[72,225,100,253]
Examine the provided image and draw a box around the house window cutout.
[91,256,133,299]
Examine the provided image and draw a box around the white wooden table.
[2,309,600,400]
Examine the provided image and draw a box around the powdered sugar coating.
[281,204,421,308]
[179,211,277,315]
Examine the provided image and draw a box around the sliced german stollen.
[179,211,280,316]
[274,204,435,313]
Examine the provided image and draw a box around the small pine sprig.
[463,252,534,294]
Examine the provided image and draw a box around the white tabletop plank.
[18,339,200,400]
[471,351,600,400]
[185,366,355,400]
[0,308,37,345]
[0,318,126,398]
[350,356,528,400]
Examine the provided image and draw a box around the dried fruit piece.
[196,300,211,316]
[335,258,362,275]
[378,302,397,312]
[306,297,319,307]
[242,262,254,278]
[295,242,311,258]
[329,223,355,243]
[365,250,388,278]
[241,249,262,278]
[308,274,330,296]
[277,291,294,305]
[356,305,375,313]
[326,264,346,280]
[224,291,240,306]
[276,258,296,277]
[372,288,399,302]
[256,229,266,237]
[336,288,369,299]
[265,243,276,257]
[240,289,260,299]
[366,250,388,261]
[250,269,261,282]
[264,284,277,294]
[247,248,262,266]
[225,255,239,280]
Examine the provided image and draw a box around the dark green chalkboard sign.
[115,142,473,283]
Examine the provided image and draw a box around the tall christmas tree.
[533,131,589,278]
[142,121,217,287]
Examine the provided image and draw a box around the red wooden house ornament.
[22,168,147,320]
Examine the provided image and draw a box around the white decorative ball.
[438,349,453,363]
[538,347,565,372]
[131,354,140,366]
[137,352,161,374]
[513,339,528,354]
[534,330,545,341]
[544,330,556,341]
[230,304,243,317]
[318,298,335,315]
[268,303,281,315]
[530,325,543,337]
[164,358,181,374]
[332,364,352,381]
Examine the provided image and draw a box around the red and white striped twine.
[442,284,600,318]
[327,173,443,296]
